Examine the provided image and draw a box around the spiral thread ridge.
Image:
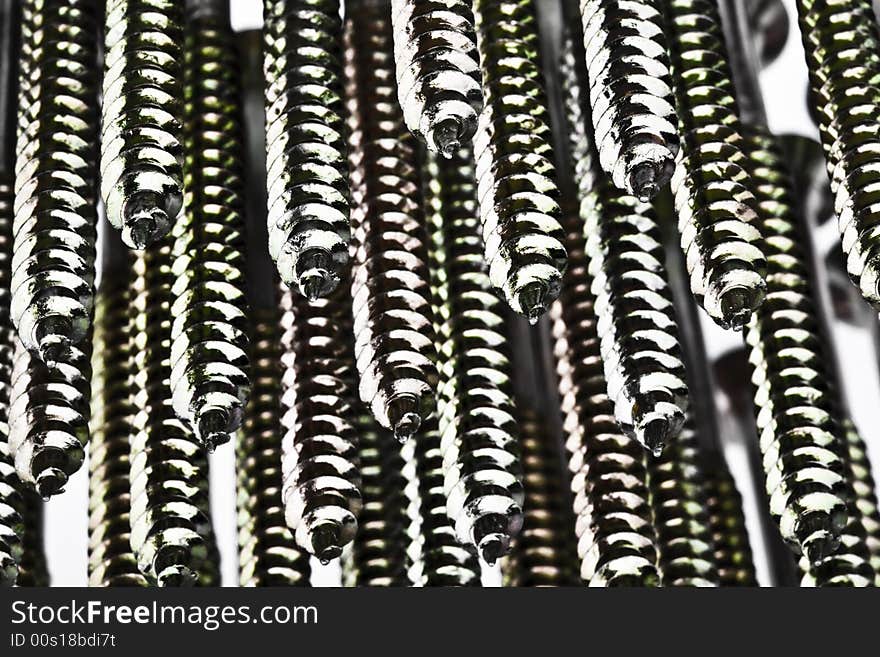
[401,418,481,586]
[579,0,680,199]
[742,127,850,565]
[842,421,880,585]
[0,176,24,585]
[170,3,250,451]
[555,38,660,587]
[262,0,351,299]
[237,309,311,587]
[472,0,568,322]
[280,283,363,563]
[503,412,580,586]
[391,0,483,157]
[795,0,880,309]
[422,150,524,565]
[702,456,758,586]
[344,2,439,441]
[13,0,98,363]
[664,0,767,330]
[128,242,219,586]
[88,274,149,587]
[344,413,411,586]
[647,416,720,586]
[100,0,184,249]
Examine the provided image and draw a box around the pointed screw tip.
[478,535,510,566]
[432,118,463,159]
[311,525,343,564]
[518,282,549,324]
[34,467,67,499]
[387,394,422,442]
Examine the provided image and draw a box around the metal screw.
[8,335,91,499]
[554,37,660,587]
[472,0,568,322]
[344,0,439,441]
[400,417,481,586]
[343,413,411,586]
[128,240,219,586]
[391,0,483,157]
[664,0,768,330]
[279,282,363,563]
[0,0,23,586]
[578,0,679,199]
[100,0,184,249]
[425,148,525,565]
[503,411,580,587]
[794,0,880,309]
[13,0,98,364]
[88,262,149,587]
[647,415,721,586]
[702,455,759,586]
[741,127,850,565]
[262,0,351,299]
[169,0,250,451]
[237,306,311,587]
[842,419,880,585]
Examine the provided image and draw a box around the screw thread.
[237,308,311,586]
[391,0,483,156]
[262,0,351,298]
[128,241,219,586]
[169,4,250,451]
[579,0,679,199]
[472,0,568,321]
[344,2,439,439]
[13,0,98,362]
[664,0,768,329]
[100,0,184,249]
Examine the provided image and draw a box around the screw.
[100,0,184,249]
[344,0,439,441]
[12,0,98,364]
[401,417,481,586]
[554,37,660,587]
[279,282,363,563]
[424,148,525,566]
[741,126,850,566]
[391,0,483,157]
[799,423,875,586]
[343,413,412,586]
[503,411,580,587]
[663,0,768,330]
[262,0,351,300]
[577,0,679,200]
[647,414,720,586]
[795,0,880,309]
[472,0,568,322]
[169,0,250,452]
[237,307,311,587]
[702,455,758,586]
[88,267,149,587]
[128,240,219,587]
[8,333,91,500]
